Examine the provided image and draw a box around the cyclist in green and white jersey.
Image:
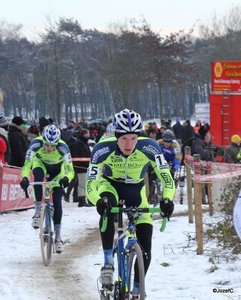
[20,125,75,252]
[86,109,175,298]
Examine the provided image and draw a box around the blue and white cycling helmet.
[113,109,143,135]
[42,125,61,145]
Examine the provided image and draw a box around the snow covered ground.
[1,189,241,300]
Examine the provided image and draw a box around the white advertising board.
[195,103,210,122]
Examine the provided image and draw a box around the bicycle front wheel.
[40,203,53,266]
[127,244,145,300]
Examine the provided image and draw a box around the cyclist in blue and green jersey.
[86,109,175,299]
[20,125,75,253]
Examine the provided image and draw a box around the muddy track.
[16,223,101,300]
[46,227,101,300]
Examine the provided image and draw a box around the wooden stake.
[185,146,194,223]
[193,154,203,255]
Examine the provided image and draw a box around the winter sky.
[1,0,241,40]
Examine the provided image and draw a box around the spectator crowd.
[0,114,241,206]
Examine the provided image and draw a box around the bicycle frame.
[114,202,136,295]
[29,181,59,265]
[174,166,186,204]
[100,203,166,299]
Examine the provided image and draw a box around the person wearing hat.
[8,116,29,167]
[39,117,50,133]
[85,109,175,296]
[147,128,157,140]
[224,135,241,163]
[193,126,200,133]
[0,116,9,131]
[181,120,195,145]
[143,123,150,134]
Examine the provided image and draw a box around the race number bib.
[87,165,101,180]
[155,154,168,170]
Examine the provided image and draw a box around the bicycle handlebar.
[23,181,60,199]
[29,181,59,185]
[101,207,167,233]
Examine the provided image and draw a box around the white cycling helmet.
[113,109,143,134]
[42,125,61,145]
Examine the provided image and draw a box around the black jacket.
[173,122,184,139]
[192,133,213,161]
[8,124,29,167]
[181,124,195,144]
[72,136,91,173]
[224,143,240,163]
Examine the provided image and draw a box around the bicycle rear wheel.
[40,203,53,266]
[127,244,145,300]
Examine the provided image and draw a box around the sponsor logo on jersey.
[142,144,159,156]
[92,147,110,163]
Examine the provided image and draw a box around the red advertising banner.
[0,165,34,212]
[0,157,91,212]
[211,61,241,93]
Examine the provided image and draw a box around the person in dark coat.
[192,131,214,204]
[173,117,184,141]
[63,124,74,144]
[63,126,82,202]
[198,124,209,140]
[181,120,195,145]
[72,129,92,207]
[8,116,29,167]
[224,135,241,163]
[192,132,213,161]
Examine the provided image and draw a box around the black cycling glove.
[20,177,29,190]
[160,198,174,219]
[96,197,110,216]
[59,176,69,188]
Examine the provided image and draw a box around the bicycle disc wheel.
[40,203,53,266]
[127,244,145,300]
